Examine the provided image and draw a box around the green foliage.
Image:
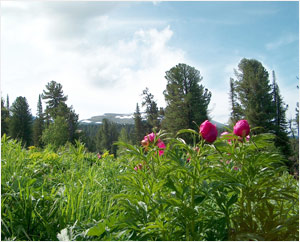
[234,58,274,133]
[33,94,45,147]
[9,96,33,147]
[42,116,69,148]
[163,63,211,140]
[42,80,68,119]
[1,126,298,241]
[1,135,124,241]
[142,88,160,132]
[133,103,145,144]
[1,97,10,136]
[96,118,119,155]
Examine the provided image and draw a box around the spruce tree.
[33,95,45,147]
[141,88,160,132]
[271,71,292,158]
[162,63,211,138]
[9,96,33,146]
[133,103,145,144]
[234,58,274,133]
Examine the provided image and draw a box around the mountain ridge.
[79,113,226,128]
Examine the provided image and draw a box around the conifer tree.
[6,94,9,112]
[33,95,45,147]
[162,63,211,138]
[271,71,292,158]
[1,97,10,136]
[9,96,33,146]
[42,80,68,119]
[234,58,274,133]
[41,81,78,144]
[229,78,242,125]
[142,88,160,132]
[133,103,145,144]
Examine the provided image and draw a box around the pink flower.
[157,139,166,156]
[144,133,156,142]
[97,153,102,159]
[234,120,250,137]
[199,120,218,143]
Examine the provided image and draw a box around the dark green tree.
[133,103,145,144]
[96,119,119,155]
[271,71,292,158]
[6,94,9,112]
[234,58,274,133]
[9,96,33,146]
[229,78,242,125]
[162,63,211,138]
[1,97,10,136]
[42,80,68,119]
[33,95,45,147]
[142,88,160,132]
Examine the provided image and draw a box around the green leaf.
[194,194,206,204]
[227,194,238,207]
[87,222,106,237]
[176,129,199,137]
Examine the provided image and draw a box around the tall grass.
[1,130,299,241]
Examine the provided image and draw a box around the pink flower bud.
[199,120,218,143]
[97,153,102,159]
[233,120,250,137]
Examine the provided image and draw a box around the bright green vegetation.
[1,129,299,241]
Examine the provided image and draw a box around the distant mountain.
[80,113,135,125]
[80,113,226,128]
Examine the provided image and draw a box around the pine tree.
[271,71,292,158]
[1,97,10,136]
[133,103,145,144]
[9,96,33,146]
[141,88,160,132]
[42,80,68,119]
[234,58,274,133]
[33,95,45,147]
[162,63,211,138]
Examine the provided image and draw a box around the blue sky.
[1,1,299,124]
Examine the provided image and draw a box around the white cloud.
[1,1,185,120]
[266,33,299,50]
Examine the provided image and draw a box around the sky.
[1,0,299,124]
